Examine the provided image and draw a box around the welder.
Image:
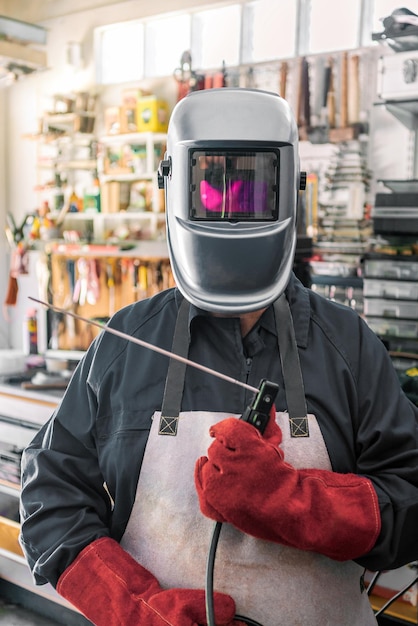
[20,88,418,626]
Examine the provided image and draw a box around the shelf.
[378,179,418,194]
[100,171,156,183]
[37,159,97,171]
[48,239,169,259]
[0,479,20,498]
[63,211,164,221]
[98,131,166,215]
[43,112,96,134]
[374,100,418,131]
[99,131,167,146]
[311,275,363,287]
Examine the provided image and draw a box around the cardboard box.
[101,182,120,213]
[120,106,137,133]
[101,181,131,213]
[136,96,169,133]
[104,106,121,135]
[121,88,150,108]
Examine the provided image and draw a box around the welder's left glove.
[194,417,381,561]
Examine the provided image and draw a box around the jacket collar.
[179,273,311,350]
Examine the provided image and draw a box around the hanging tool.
[173,50,204,102]
[339,52,348,129]
[348,54,360,125]
[279,61,288,99]
[319,58,332,127]
[297,57,311,133]
[6,212,32,245]
[28,297,258,394]
[326,56,336,129]
[106,259,116,316]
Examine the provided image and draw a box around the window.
[307,0,362,53]
[145,14,191,78]
[242,0,297,63]
[95,21,144,84]
[95,1,382,86]
[191,5,242,69]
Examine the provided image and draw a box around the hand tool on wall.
[308,56,333,143]
[311,56,325,128]
[6,212,32,245]
[132,259,140,300]
[73,258,88,306]
[174,50,204,102]
[339,52,348,128]
[106,259,116,316]
[347,54,360,125]
[87,259,100,306]
[326,56,336,129]
[297,57,311,131]
[319,57,332,127]
[279,60,288,99]
[138,263,148,299]
[212,61,227,88]
[3,244,29,314]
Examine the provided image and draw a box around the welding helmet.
[158,88,306,314]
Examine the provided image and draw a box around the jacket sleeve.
[19,344,111,588]
[306,290,418,572]
[352,318,418,572]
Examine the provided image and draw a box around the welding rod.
[29,297,259,394]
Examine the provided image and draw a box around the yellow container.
[136,96,169,133]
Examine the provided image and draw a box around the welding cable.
[205,521,264,626]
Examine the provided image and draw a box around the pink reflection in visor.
[200,180,268,215]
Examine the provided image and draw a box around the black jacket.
[20,275,418,587]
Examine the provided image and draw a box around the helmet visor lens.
[190,149,279,220]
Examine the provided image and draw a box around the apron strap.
[159,294,309,438]
[159,297,190,436]
[274,295,309,438]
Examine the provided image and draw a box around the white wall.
[0,89,11,348]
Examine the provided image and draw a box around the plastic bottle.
[25,308,38,355]
[83,172,101,213]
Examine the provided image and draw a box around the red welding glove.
[57,536,245,626]
[195,417,381,561]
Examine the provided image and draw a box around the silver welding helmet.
[158,88,305,314]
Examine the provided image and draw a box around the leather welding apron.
[120,295,377,626]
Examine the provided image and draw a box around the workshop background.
[1,0,418,624]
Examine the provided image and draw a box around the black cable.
[204,380,277,626]
[235,617,266,626]
[205,521,264,626]
[205,521,222,626]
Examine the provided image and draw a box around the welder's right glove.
[57,536,245,626]
[195,417,381,561]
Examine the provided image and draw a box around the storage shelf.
[311,275,363,288]
[0,479,20,498]
[37,159,97,171]
[100,171,156,183]
[374,100,418,131]
[99,131,167,146]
